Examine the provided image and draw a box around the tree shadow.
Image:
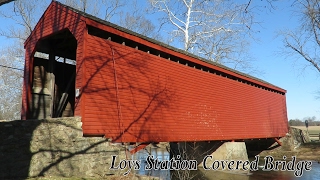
[80,36,175,143]
[0,118,129,179]
[19,2,176,178]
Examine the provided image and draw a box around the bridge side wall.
[23,2,288,143]
[81,32,288,142]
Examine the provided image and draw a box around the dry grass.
[259,127,320,161]
[291,126,320,140]
[291,126,320,132]
[260,141,320,162]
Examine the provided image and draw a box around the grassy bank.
[291,126,320,141]
[259,126,320,162]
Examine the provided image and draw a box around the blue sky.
[248,0,320,120]
[0,0,319,120]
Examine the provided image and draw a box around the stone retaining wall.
[0,117,126,179]
[281,127,310,150]
[258,126,311,155]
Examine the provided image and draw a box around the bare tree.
[148,0,256,71]
[119,0,161,40]
[102,0,125,21]
[281,0,320,74]
[0,0,158,120]
[63,0,127,20]
[280,0,320,101]
[0,46,23,120]
[0,0,45,120]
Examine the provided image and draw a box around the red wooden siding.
[23,1,288,143]
[82,34,288,142]
[22,2,86,119]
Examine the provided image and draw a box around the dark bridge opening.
[28,29,77,119]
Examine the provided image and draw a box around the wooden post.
[49,50,55,118]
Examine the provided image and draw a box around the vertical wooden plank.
[81,24,87,123]
[21,49,33,119]
[27,50,35,119]
[48,50,55,118]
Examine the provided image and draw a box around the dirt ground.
[259,141,320,162]
[257,126,320,162]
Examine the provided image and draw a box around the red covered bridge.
[22,2,288,146]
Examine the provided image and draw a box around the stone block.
[200,142,250,174]
[0,117,127,179]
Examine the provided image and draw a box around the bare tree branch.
[0,0,157,119]
[148,0,257,71]
[281,0,320,74]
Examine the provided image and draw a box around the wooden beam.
[53,72,75,117]
[49,50,55,118]
[129,143,149,154]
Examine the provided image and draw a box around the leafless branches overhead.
[148,0,257,71]
[281,0,320,74]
